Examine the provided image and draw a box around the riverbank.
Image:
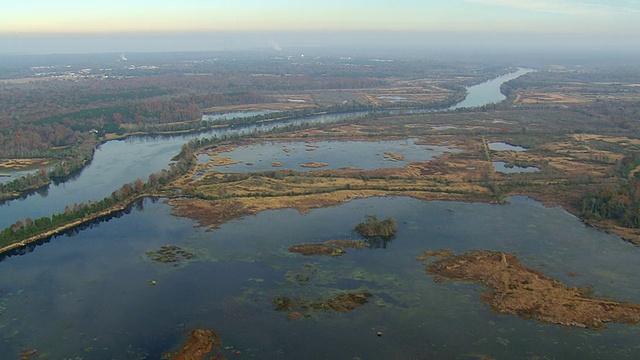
[0,194,146,256]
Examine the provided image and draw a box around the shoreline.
[0,194,148,256]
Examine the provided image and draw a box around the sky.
[1,0,639,54]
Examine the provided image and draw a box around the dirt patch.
[422,249,640,329]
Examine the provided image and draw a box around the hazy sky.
[2,0,639,54]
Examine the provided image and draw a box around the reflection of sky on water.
[203,139,458,172]
[0,196,638,359]
[493,161,539,173]
[489,142,527,152]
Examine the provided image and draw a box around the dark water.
[1,196,638,359]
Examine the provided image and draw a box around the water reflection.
[0,196,638,359]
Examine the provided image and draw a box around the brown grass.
[424,250,640,329]
[0,158,51,170]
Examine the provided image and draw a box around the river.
[0,69,531,229]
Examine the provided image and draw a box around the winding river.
[0,68,532,229]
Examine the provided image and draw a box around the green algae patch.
[146,245,195,264]
[272,292,373,319]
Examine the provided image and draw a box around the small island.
[273,292,373,319]
[421,249,640,329]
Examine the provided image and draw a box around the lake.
[0,196,638,359]
[200,139,458,173]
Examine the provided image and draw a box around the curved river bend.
[0,68,532,228]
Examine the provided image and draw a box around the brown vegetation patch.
[166,198,253,230]
[288,239,367,256]
[208,156,238,167]
[515,92,589,104]
[0,158,50,170]
[423,249,640,329]
[273,292,373,317]
[19,349,38,360]
[271,162,284,167]
[165,329,224,360]
[289,243,345,256]
[384,152,405,161]
[202,101,315,114]
[300,162,328,168]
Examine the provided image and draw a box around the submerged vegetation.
[272,292,373,318]
[146,245,195,264]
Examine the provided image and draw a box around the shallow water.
[1,196,638,359]
[489,142,527,152]
[202,139,457,172]
[493,161,539,173]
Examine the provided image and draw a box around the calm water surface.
[0,196,638,359]
[493,161,539,174]
[201,139,457,172]
[450,68,534,110]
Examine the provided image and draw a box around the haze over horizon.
[2,0,639,55]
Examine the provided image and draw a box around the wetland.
[2,61,640,359]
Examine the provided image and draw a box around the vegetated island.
[272,292,373,320]
[288,239,367,256]
[421,249,640,329]
[163,328,226,360]
[288,215,397,256]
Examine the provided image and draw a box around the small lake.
[493,161,539,174]
[0,196,638,359]
[489,142,528,152]
[201,139,457,172]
